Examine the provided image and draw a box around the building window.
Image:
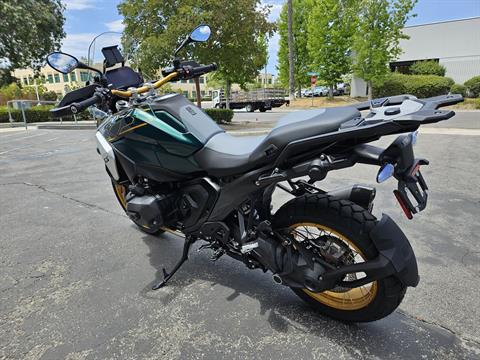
[47,74,54,84]
[80,71,89,82]
[183,91,188,97]
[70,73,76,82]
[201,90,205,96]
[199,77,205,84]
[54,74,60,83]
[181,79,187,84]
[192,90,196,98]
[63,74,69,82]
[28,75,33,84]
[189,79,194,84]
[23,77,29,85]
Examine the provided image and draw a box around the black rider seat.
[194,107,361,176]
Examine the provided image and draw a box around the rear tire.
[245,104,255,112]
[111,180,165,236]
[272,194,407,322]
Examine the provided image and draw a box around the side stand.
[152,235,196,290]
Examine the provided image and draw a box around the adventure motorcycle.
[46,25,463,322]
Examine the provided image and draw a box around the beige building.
[13,64,104,96]
[14,63,276,99]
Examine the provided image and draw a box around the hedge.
[373,73,454,98]
[204,108,234,123]
[0,105,90,123]
[410,60,446,76]
[450,84,467,97]
[464,76,480,98]
[1,105,233,125]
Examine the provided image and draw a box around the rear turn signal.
[393,190,413,220]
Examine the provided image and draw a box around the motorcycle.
[46,24,463,322]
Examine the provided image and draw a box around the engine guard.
[319,214,419,290]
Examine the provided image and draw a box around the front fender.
[370,214,420,287]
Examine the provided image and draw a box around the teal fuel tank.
[98,93,224,182]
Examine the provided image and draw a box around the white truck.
[212,88,289,112]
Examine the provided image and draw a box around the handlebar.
[111,71,178,98]
[69,94,102,114]
[190,63,217,77]
[111,62,217,98]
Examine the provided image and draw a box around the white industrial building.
[351,17,480,97]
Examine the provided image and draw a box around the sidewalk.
[0,121,97,130]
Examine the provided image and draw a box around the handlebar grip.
[69,95,101,114]
[191,63,218,77]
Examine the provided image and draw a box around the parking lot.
[1,111,479,359]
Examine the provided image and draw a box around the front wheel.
[245,104,255,112]
[273,194,407,322]
[111,179,165,235]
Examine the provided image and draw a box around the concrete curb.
[4,124,480,137]
[36,124,97,130]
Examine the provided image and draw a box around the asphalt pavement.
[1,111,479,359]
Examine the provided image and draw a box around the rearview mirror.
[46,52,79,74]
[174,25,211,56]
[189,25,211,42]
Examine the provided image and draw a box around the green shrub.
[204,108,234,123]
[450,84,467,97]
[464,76,480,98]
[373,73,453,98]
[0,105,90,123]
[410,60,446,76]
[42,91,58,101]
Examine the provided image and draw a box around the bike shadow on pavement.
[139,230,477,359]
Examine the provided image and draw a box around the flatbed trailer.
[212,88,289,112]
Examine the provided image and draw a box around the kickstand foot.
[152,236,196,290]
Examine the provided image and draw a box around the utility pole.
[287,0,295,102]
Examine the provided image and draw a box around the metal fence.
[6,100,62,130]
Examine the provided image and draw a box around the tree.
[307,0,356,98]
[277,0,311,96]
[0,69,17,88]
[119,0,275,108]
[0,0,65,69]
[352,0,417,99]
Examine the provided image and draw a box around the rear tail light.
[393,190,413,220]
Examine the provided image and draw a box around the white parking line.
[0,144,34,155]
[419,127,480,136]
[0,133,47,145]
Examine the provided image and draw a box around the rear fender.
[370,214,419,287]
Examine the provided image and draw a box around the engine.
[125,188,177,232]
[124,178,219,233]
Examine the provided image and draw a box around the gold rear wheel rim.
[290,222,378,311]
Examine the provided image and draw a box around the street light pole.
[287,0,295,102]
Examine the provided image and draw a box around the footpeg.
[210,248,224,262]
[240,241,259,254]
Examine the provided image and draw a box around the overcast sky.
[60,0,480,75]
